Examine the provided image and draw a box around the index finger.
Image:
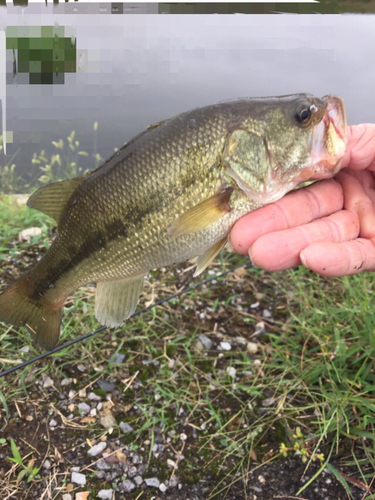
[342,124,375,171]
[230,179,343,255]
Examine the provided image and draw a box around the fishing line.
[0,261,249,378]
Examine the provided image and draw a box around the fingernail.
[300,251,307,268]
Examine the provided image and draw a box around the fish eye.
[295,106,312,126]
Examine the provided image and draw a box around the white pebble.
[180,433,187,441]
[227,367,236,379]
[62,495,72,500]
[77,364,86,372]
[98,489,113,499]
[42,459,51,469]
[71,471,86,485]
[250,302,260,308]
[42,376,54,388]
[159,483,167,492]
[88,392,102,400]
[78,403,91,413]
[88,442,107,457]
[61,378,73,386]
[220,341,231,351]
[247,342,258,354]
[262,309,272,318]
[49,419,57,427]
[134,475,143,485]
[145,477,160,487]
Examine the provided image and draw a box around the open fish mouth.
[309,94,348,177]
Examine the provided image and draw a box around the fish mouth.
[305,95,348,180]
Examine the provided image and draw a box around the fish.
[0,94,347,350]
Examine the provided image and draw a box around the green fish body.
[0,95,347,349]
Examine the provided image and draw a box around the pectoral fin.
[28,177,84,225]
[193,237,228,277]
[168,187,233,237]
[95,274,145,328]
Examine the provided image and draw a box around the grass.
[0,195,374,498]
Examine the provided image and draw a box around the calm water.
[1,7,375,186]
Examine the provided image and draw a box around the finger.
[300,239,375,277]
[337,170,375,239]
[342,124,375,171]
[249,210,359,271]
[230,179,343,255]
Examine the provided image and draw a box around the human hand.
[229,124,375,277]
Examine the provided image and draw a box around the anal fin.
[193,237,228,277]
[95,275,145,328]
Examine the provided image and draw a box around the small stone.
[159,483,167,492]
[134,475,143,485]
[247,342,258,354]
[78,403,91,413]
[219,341,231,351]
[88,442,107,457]
[132,452,141,464]
[180,433,187,441]
[90,408,97,417]
[97,378,116,392]
[227,367,236,379]
[49,419,57,427]
[258,474,266,484]
[43,459,51,469]
[42,376,54,388]
[68,390,75,399]
[145,477,160,488]
[128,466,137,478]
[77,364,86,372]
[196,334,212,350]
[61,378,73,386]
[235,336,247,345]
[88,392,102,401]
[98,489,113,499]
[119,421,134,433]
[253,359,262,367]
[115,451,127,463]
[62,495,72,500]
[121,480,136,492]
[100,412,116,430]
[71,471,86,485]
[96,459,111,471]
[20,346,30,353]
[112,353,125,364]
[75,493,89,500]
[262,309,272,318]
[250,302,260,308]
[71,466,80,472]
[78,388,86,398]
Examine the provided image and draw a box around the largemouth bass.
[0,94,347,350]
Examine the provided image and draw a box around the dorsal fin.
[27,177,84,224]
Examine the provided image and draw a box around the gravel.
[87,442,107,457]
[98,489,113,499]
[119,422,133,433]
[71,471,86,485]
[145,477,160,488]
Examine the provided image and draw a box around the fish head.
[225,94,348,204]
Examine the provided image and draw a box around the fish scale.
[0,95,347,349]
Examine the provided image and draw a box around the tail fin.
[0,279,62,350]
